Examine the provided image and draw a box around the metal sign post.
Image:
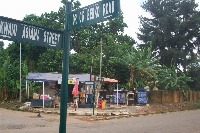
[59,2,72,133]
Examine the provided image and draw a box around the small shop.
[26,73,92,108]
[26,72,122,108]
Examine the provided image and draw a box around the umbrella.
[72,78,79,95]
[72,78,79,109]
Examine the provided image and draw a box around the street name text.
[0,16,63,49]
[70,0,120,30]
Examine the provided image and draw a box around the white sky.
[0,0,200,48]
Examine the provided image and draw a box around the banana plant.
[110,45,158,90]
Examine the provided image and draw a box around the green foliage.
[156,65,192,91]
[0,41,4,51]
[0,54,19,100]
[187,62,200,91]
[138,0,200,69]
[37,49,63,72]
[23,12,64,30]
[29,82,42,94]
[110,45,158,90]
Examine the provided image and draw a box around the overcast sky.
[0,0,200,48]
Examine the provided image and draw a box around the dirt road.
[1,108,200,133]
[0,108,86,133]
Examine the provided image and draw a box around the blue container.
[137,92,147,97]
[137,97,147,104]
[137,89,147,92]
[137,89,147,104]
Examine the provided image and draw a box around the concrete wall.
[147,90,200,103]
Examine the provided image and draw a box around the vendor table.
[31,99,52,107]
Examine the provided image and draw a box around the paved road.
[0,108,200,133]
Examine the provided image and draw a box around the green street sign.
[85,81,94,85]
[70,0,121,30]
[96,77,104,82]
[0,16,63,49]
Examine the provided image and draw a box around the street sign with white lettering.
[0,16,63,49]
[96,77,104,82]
[85,81,94,85]
[70,0,121,30]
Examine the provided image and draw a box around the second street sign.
[85,81,94,85]
[70,0,121,30]
[0,16,63,49]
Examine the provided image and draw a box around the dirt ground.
[77,101,200,121]
[0,101,200,121]
[0,100,200,133]
[0,101,200,133]
[130,102,200,115]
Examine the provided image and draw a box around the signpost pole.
[59,1,72,133]
[93,76,96,115]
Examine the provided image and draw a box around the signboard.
[0,16,63,49]
[58,77,78,85]
[85,81,94,85]
[70,0,121,30]
[68,79,74,84]
[96,77,104,82]
[68,78,79,84]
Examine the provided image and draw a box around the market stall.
[26,73,92,108]
[26,73,120,108]
[26,73,62,108]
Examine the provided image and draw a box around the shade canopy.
[26,73,91,82]
[26,73,62,82]
[26,73,118,84]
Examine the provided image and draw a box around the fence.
[147,90,200,103]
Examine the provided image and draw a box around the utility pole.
[91,54,93,74]
[19,43,21,102]
[100,38,102,78]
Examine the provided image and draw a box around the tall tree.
[137,0,200,69]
